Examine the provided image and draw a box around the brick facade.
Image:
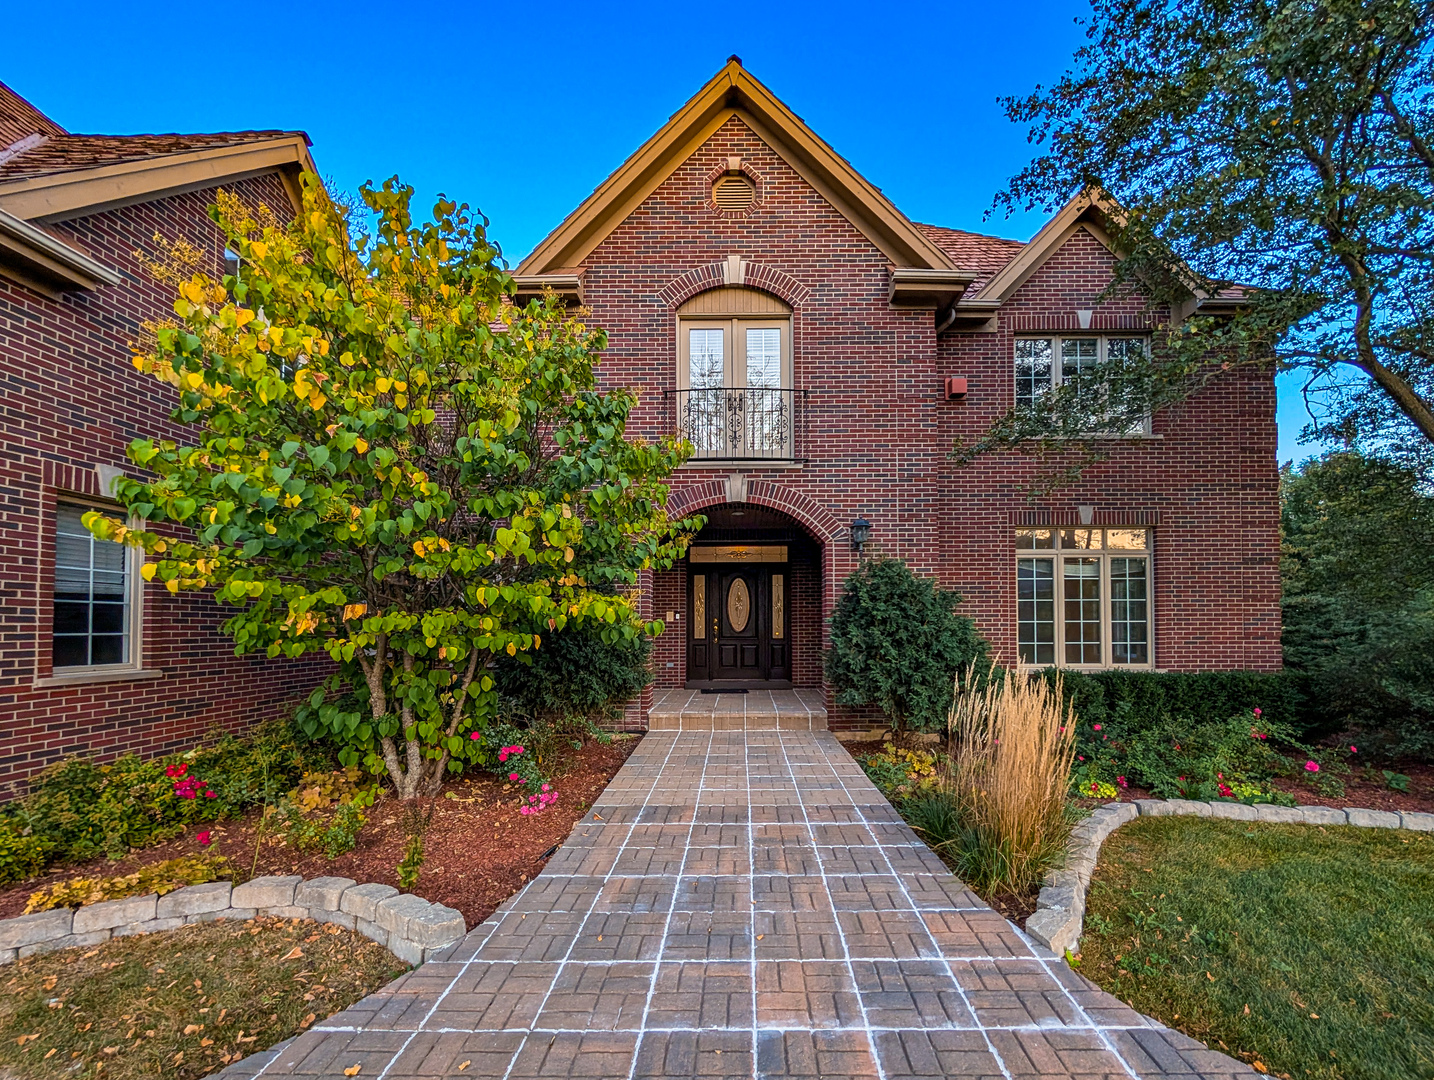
[568,112,1280,731]
[0,172,324,791]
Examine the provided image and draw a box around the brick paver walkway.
[225,732,1255,1079]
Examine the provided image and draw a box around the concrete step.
[648,688,828,730]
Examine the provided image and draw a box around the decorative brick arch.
[667,480,843,543]
[657,258,813,310]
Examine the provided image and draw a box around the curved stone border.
[0,875,465,968]
[1027,799,1434,955]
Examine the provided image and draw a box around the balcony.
[667,386,807,462]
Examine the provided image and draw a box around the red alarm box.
[944,376,968,400]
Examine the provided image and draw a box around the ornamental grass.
[939,664,1077,894]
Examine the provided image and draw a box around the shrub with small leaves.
[24,853,233,914]
[0,819,51,887]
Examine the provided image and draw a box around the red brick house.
[513,59,1280,729]
[0,81,321,789]
[0,58,1280,780]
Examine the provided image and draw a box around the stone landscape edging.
[1026,798,1434,956]
[0,874,466,967]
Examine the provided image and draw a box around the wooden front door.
[688,564,790,686]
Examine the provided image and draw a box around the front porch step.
[648,688,827,730]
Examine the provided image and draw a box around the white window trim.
[36,500,151,687]
[1014,528,1155,671]
[1015,334,1154,436]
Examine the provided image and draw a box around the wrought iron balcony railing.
[666,386,806,462]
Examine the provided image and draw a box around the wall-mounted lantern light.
[850,516,872,557]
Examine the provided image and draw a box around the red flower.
[196,830,212,847]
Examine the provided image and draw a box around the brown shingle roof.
[0,79,308,184]
[0,130,300,181]
[915,223,1025,298]
[0,80,66,145]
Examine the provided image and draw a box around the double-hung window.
[1016,527,1152,668]
[1014,335,1150,433]
[52,503,138,671]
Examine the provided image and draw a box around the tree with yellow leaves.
[90,175,697,799]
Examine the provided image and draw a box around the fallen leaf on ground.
[344,1066,361,1076]
[279,946,304,961]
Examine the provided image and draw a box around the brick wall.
[0,173,327,792]
[576,117,1281,730]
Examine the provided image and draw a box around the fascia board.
[0,136,313,222]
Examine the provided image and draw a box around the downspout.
[934,303,957,336]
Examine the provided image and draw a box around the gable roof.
[0,80,316,223]
[0,130,301,181]
[0,80,317,295]
[516,58,962,280]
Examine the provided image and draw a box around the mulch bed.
[0,735,640,927]
[839,735,1434,928]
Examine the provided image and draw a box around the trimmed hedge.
[1047,669,1304,732]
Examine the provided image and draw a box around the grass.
[1079,816,1434,1080]
[0,916,407,1079]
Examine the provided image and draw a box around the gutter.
[0,207,123,292]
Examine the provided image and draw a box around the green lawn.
[1079,816,1434,1080]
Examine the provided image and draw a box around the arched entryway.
[681,503,820,690]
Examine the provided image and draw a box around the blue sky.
[6,0,1321,464]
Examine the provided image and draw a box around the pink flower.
[520,806,532,816]
[498,751,508,762]
[541,784,550,792]
[1116,776,1128,788]
[1078,755,1085,762]
[1093,724,1102,731]
[1253,707,1262,717]
[509,772,520,782]
[1218,782,1234,798]
[205,790,217,798]
[196,830,212,847]
[470,732,481,740]
[1305,760,1320,773]
[1350,745,1357,754]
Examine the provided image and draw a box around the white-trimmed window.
[52,503,139,671]
[1015,527,1152,668]
[1015,335,1150,432]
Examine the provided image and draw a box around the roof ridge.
[59,128,298,140]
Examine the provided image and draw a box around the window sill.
[1022,432,1164,442]
[679,460,805,471]
[33,667,163,689]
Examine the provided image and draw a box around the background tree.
[1281,452,1434,757]
[92,176,697,799]
[968,0,1434,480]
[825,557,988,732]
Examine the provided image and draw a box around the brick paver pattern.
[226,732,1256,1079]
